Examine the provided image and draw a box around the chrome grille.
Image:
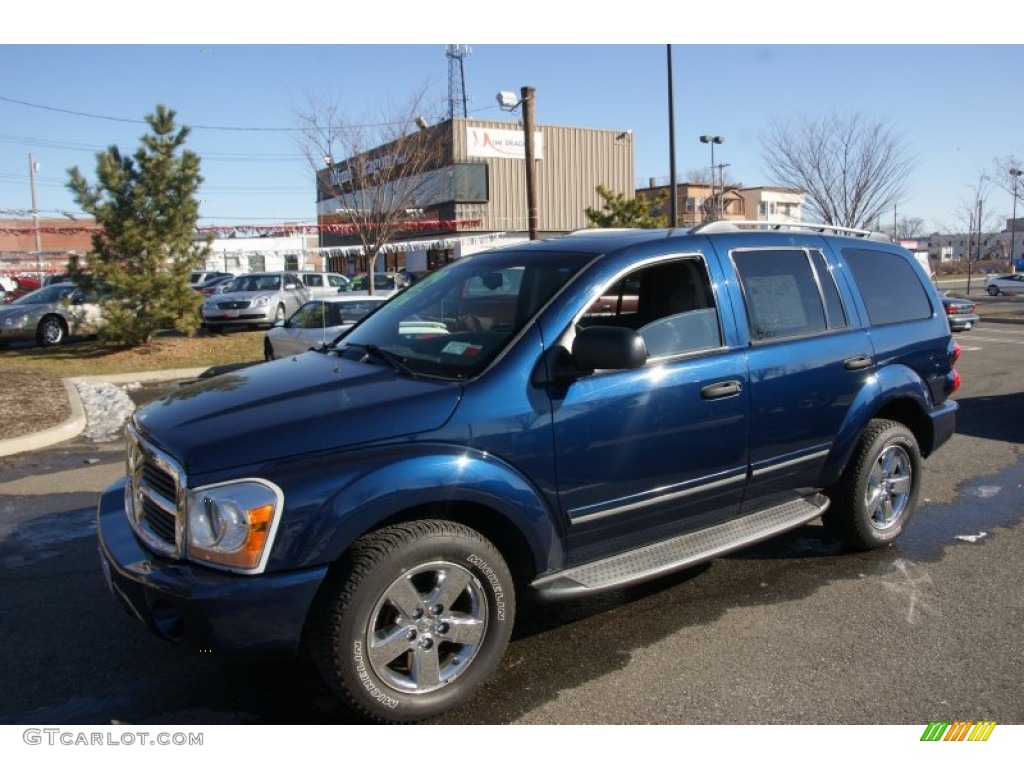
[126,424,185,558]
[218,300,251,310]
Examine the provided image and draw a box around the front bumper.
[0,324,33,342]
[202,308,276,326]
[97,478,327,654]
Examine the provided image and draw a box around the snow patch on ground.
[72,380,141,442]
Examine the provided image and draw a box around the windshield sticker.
[442,341,483,357]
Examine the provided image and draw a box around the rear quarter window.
[842,248,932,325]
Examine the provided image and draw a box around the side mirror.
[533,326,647,386]
[573,326,648,372]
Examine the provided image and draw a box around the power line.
[0,95,505,133]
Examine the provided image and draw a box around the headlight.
[252,295,270,308]
[3,313,28,327]
[185,480,282,573]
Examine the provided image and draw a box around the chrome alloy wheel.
[865,445,913,530]
[366,561,487,694]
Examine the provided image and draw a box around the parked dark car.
[99,222,959,723]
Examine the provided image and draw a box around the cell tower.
[446,45,471,120]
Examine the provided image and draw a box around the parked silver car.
[202,271,310,331]
[264,296,387,360]
[0,283,105,347]
[984,273,1024,296]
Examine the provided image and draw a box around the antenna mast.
[446,45,471,119]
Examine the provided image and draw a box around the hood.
[134,352,461,475]
[0,303,44,319]
[208,290,278,303]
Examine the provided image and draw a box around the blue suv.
[98,222,960,722]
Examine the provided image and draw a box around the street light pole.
[699,135,724,220]
[667,46,678,228]
[497,87,539,240]
[1010,168,1021,274]
[521,86,539,241]
[29,153,42,279]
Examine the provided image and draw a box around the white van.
[297,271,350,298]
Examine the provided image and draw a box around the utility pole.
[1010,168,1021,274]
[29,154,42,279]
[521,86,539,240]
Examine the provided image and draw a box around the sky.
[1,6,1021,237]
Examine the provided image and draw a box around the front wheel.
[824,419,921,550]
[312,520,515,722]
[263,339,275,361]
[36,315,67,346]
[987,285,1000,296]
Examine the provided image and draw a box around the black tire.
[263,339,275,361]
[824,419,921,550]
[986,285,1000,296]
[36,315,67,347]
[312,520,515,723]
[274,303,286,323]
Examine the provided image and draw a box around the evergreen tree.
[585,185,668,229]
[66,105,210,346]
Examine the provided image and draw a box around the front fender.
[820,364,933,487]
[266,443,563,578]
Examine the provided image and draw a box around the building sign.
[466,127,544,160]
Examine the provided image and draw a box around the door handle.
[843,355,873,371]
[701,380,742,400]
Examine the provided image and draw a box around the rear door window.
[842,248,932,325]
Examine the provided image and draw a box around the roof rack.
[689,220,892,243]
[562,227,640,236]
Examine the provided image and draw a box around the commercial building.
[636,182,804,227]
[314,117,634,277]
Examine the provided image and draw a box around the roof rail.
[562,227,639,236]
[689,220,892,243]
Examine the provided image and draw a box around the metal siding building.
[450,118,635,234]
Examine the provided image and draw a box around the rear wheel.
[312,520,514,722]
[824,419,921,550]
[274,303,286,323]
[264,339,275,361]
[36,315,67,347]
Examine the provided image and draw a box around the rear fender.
[820,364,932,487]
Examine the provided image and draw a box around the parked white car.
[297,271,350,298]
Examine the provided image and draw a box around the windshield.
[12,284,78,305]
[226,274,281,292]
[332,249,592,380]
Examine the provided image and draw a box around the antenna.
[446,45,471,120]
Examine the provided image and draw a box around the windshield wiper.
[343,343,419,379]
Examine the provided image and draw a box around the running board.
[531,495,829,600]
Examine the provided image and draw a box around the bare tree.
[760,112,913,229]
[990,154,1024,198]
[894,216,926,240]
[295,89,450,293]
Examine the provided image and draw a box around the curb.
[0,367,211,458]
